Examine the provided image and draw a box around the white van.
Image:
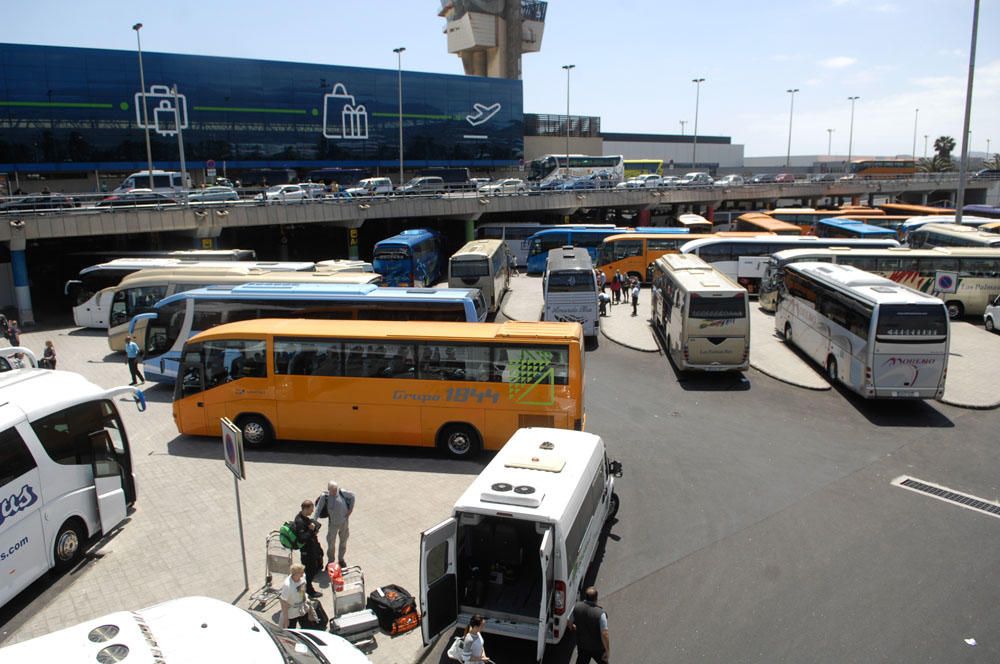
[543,246,599,338]
[0,595,372,663]
[0,365,145,608]
[419,428,623,662]
[113,170,191,194]
[345,177,394,196]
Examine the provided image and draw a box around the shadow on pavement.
[64,327,107,337]
[838,385,954,428]
[651,327,752,392]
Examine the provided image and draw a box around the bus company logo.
[507,350,556,406]
[0,484,38,528]
[698,319,734,330]
[880,356,936,383]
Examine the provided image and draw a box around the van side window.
[0,427,37,486]
[563,463,607,573]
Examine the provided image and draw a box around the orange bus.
[765,207,884,234]
[172,318,585,458]
[878,203,955,216]
[596,232,770,283]
[734,213,803,236]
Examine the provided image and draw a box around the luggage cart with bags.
[329,564,379,650]
[249,530,293,611]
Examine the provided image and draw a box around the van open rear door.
[537,526,554,663]
[420,517,458,646]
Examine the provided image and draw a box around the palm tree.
[985,154,1000,170]
[934,135,956,160]
[917,155,955,173]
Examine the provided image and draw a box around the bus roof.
[879,203,955,215]
[546,246,593,272]
[900,214,994,230]
[737,213,802,233]
[788,262,944,306]
[155,283,482,306]
[80,259,312,275]
[451,239,507,259]
[680,235,900,252]
[771,246,1000,263]
[911,223,1000,245]
[116,269,379,288]
[187,319,584,344]
[816,217,898,236]
[454,427,604,520]
[0,369,106,422]
[374,228,439,247]
[601,231,768,243]
[655,254,744,291]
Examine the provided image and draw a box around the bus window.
[418,344,491,382]
[275,338,342,376]
[0,427,37,487]
[493,346,569,386]
[343,342,415,379]
[198,339,267,387]
[688,293,747,319]
[450,258,489,278]
[613,240,643,260]
[875,304,948,338]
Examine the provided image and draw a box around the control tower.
[439,1,547,79]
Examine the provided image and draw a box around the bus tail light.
[554,580,566,615]
[683,342,690,363]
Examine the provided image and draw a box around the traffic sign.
[221,417,245,480]
[934,271,958,294]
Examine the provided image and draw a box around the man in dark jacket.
[568,586,610,663]
[293,499,324,599]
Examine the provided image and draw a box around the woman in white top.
[462,614,491,663]
[278,563,309,628]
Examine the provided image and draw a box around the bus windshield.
[875,304,948,338]
[689,293,747,319]
[451,259,490,278]
[548,272,595,292]
[373,246,410,262]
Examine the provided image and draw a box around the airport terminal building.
[0,43,524,181]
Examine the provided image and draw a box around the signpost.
[206,158,217,180]
[221,417,249,590]
[934,271,959,294]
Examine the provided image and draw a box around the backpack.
[279,521,301,550]
[316,493,329,520]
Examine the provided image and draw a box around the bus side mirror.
[609,460,623,478]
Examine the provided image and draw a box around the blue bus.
[373,229,443,286]
[130,282,488,383]
[815,217,899,240]
[524,227,690,274]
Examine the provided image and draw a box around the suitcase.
[367,584,421,635]
[330,608,380,644]
[334,566,366,615]
[299,600,328,630]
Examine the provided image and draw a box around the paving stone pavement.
[499,272,542,322]
[0,324,480,664]
[940,321,1000,409]
[598,287,659,352]
[747,306,831,391]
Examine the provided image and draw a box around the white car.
[255,184,308,204]
[0,596,372,663]
[615,178,643,189]
[345,177,394,196]
[479,178,528,194]
[676,172,714,186]
[985,294,1000,333]
[715,174,745,186]
[631,174,663,188]
[299,182,327,199]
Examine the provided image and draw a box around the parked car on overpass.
[480,178,528,194]
[774,173,796,183]
[0,193,77,211]
[187,186,240,203]
[254,184,308,204]
[749,173,776,184]
[95,189,177,207]
[715,174,745,187]
[345,177,393,196]
[676,172,714,186]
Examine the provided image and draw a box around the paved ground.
[748,306,831,391]
[499,272,542,322]
[940,322,1000,409]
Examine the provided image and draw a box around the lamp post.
[987,138,991,160]
[846,96,860,172]
[393,47,405,186]
[691,78,705,168]
[827,128,834,156]
[170,85,187,188]
[924,134,929,159]
[911,108,919,162]
[785,88,799,168]
[955,0,980,225]
[562,64,575,178]
[133,23,155,190]
[679,120,687,136]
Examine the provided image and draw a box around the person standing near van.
[278,563,309,628]
[293,500,324,599]
[41,340,56,369]
[125,335,145,385]
[461,614,491,663]
[631,280,640,317]
[316,480,355,567]
[610,273,621,305]
[569,587,610,664]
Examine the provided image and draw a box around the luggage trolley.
[329,565,379,650]
[250,530,293,611]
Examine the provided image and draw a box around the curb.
[599,320,660,353]
[749,361,831,391]
[937,397,1000,411]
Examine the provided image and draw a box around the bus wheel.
[826,357,839,383]
[607,492,620,521]
[945,301,964,319]
[438,424,481,459]
[237,414,274,449]
[627,271,643,283]
[987,316,996,333]
[53,519,85,572]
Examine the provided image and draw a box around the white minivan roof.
[455,428,604,521]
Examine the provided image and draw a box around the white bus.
[67,254,286,329]
[650,254,750,371]
[113,170,191,194]
[907,223,1000,249]
[759,246,1000,317]
[775,262,949,399]
[543,246,599,338]
[419,427,622,663]
[107,267,379,351]
[448,239,512,314]
[898,214,993,240]
[680,235,901,293]
[526,154,625,185]
[0,368,145,608]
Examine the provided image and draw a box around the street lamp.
[827,128,835,156]
[987,138,992,160]
[955,0,980,224]
[924,134,929,159]
[393,47,405,186]
[679,120,687,136]
[691,78,705,168]
[846,96,860,172]
[133,23,155,190]
[785,88,799,168]
[562,65,575,178]
[911,108,919,162]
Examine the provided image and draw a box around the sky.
[2,0,998,158]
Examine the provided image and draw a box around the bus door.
[420,517,458,646]
[89,428,128,533]
[537,526,554,662]
[737,254,770,284]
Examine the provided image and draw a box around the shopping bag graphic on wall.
[323,83,369,140]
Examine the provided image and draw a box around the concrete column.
[921,193,929,205]
[465,218,476,242]
[7,230,34,326]
[867,194,874,206]
[348,228,360,260]
[637,209,651,225]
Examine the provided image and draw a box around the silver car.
[187,186,240,203]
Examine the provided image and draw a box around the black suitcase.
[299,600,328,630]
[367,584,420,635]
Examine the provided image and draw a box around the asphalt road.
[425,339,1000,663]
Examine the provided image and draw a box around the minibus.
[543,246,599,338]
[448,239,512,314]
[419,427,623,663]
[0,368,145,608]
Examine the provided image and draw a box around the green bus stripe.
[0,101,113,109]
[371,112,459,121]
[193,106,307,115]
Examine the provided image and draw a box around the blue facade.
[0,43,523,172]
